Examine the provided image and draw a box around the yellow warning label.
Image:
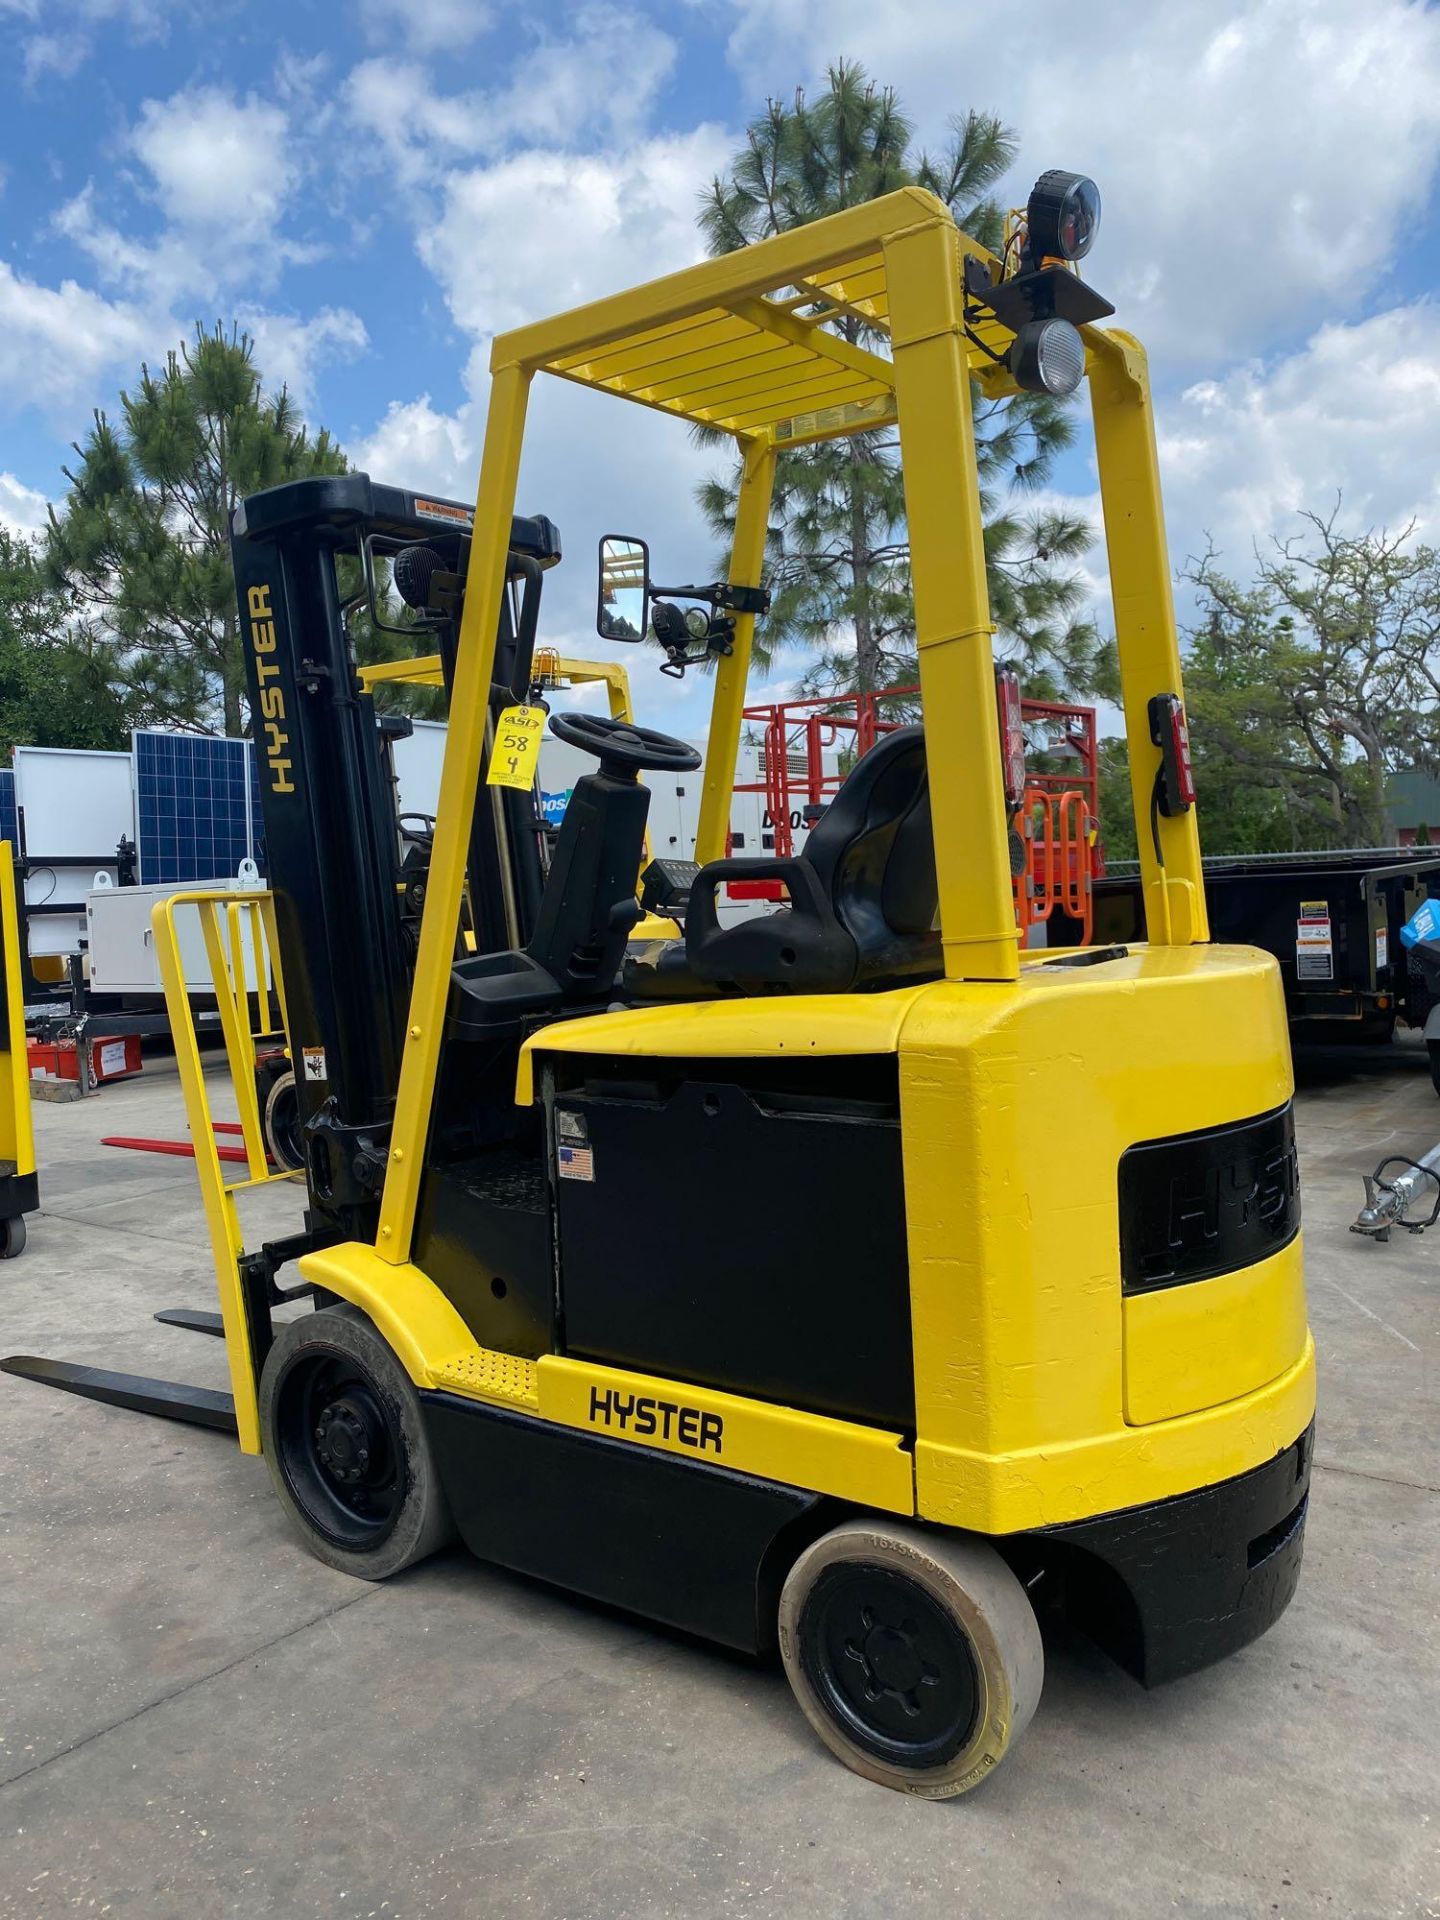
[487,704,546,790]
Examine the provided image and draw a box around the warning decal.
[1296,900,1333,981]
[414,497,473,527]
[301,1045,328,1082]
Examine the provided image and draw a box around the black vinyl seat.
[626,726,940,1000]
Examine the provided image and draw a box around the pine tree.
[696,62,1106,701]
[45,324,346,736]
[0,527,135,759]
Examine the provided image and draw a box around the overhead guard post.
[1089,332,1208,944]
[378,361,533,1263]
[886,217,1020,983]
[695,437,777,867]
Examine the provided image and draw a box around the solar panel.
[134,731,256,886]
[0,769,16,849]
[248,745,266,878]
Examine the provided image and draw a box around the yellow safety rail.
[356,650,637,714]
[0,842,36,1188]
[151,888,293,1452]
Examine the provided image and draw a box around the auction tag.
[487,704,546,790]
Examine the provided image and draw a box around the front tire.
[778,1520,1043,1798]
[0,1215,26,1259]
[1427,1040,1440,1098]
[261,1066,304,1172]
[258,1305,454,1579]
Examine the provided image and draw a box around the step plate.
[429,1345,539,1409]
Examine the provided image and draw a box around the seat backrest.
[803,727,937,973]
[526,768,649,997]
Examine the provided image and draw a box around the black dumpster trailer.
[1094,848,1440,1083]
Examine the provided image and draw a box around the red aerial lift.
[733,683,1102,945]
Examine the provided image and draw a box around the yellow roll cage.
[372,185,1206,1263]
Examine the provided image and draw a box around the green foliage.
[45,324,347,736]
[1182,508,1440,849]
[1095,736,1138,864]
[695,60,1105,700]
[1098,508,1440,861]
[0,528,135,760]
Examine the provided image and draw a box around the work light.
[1026,170,1101,264]
[1009,317,1086,397]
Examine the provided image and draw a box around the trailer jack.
[1350,1143,1440,1240]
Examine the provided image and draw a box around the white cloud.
[350,118,737,733]
[0,472,51,538]
[236,307,370,414]
[1157,300,1440,571]
[2,0,175,84]
[22,32,89,80]
[54,85,323,306]
[358,0,491,53]
[0,261,155,412]
[417,126,729,335]
[720,0,1440,366]
[344,5,679,184]
[354,393,480,501]
[130,85,293,237]
[1021,304,1440,662]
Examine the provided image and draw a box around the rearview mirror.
[597,535,649,643]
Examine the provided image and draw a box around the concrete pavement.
[0,1044,1435,1919]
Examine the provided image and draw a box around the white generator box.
[86,878,270,998]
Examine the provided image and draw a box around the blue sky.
[4,0,1440,739]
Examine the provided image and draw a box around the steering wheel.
[549,710,701,775]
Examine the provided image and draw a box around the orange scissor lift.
[733,686,1102,946]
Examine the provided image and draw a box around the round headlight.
[1009,317,1085,397]
[1026,170,1101,263]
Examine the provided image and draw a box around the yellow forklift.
[0,841,38,1258]
[5,177,1313,1797]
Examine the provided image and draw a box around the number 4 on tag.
[487,704,546,790]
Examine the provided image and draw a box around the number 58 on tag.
[487,704,546,790]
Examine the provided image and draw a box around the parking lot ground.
[0,1043,1436,1920]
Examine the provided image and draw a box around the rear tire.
[0,1215,26,1259]
[1428,1041,1440,1098]
[262,1067,304,1172]
[258,1304,454,1579]
[778,1520,1043,1798]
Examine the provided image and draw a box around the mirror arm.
[651,580,771,617]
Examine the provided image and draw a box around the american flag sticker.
[558,1143,595,1182]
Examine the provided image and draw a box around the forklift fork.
[0,1354,237,1431]
[3,1234,325,1435]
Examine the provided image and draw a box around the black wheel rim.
[272,1344,406,1551]
[799,1562,980,1769]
